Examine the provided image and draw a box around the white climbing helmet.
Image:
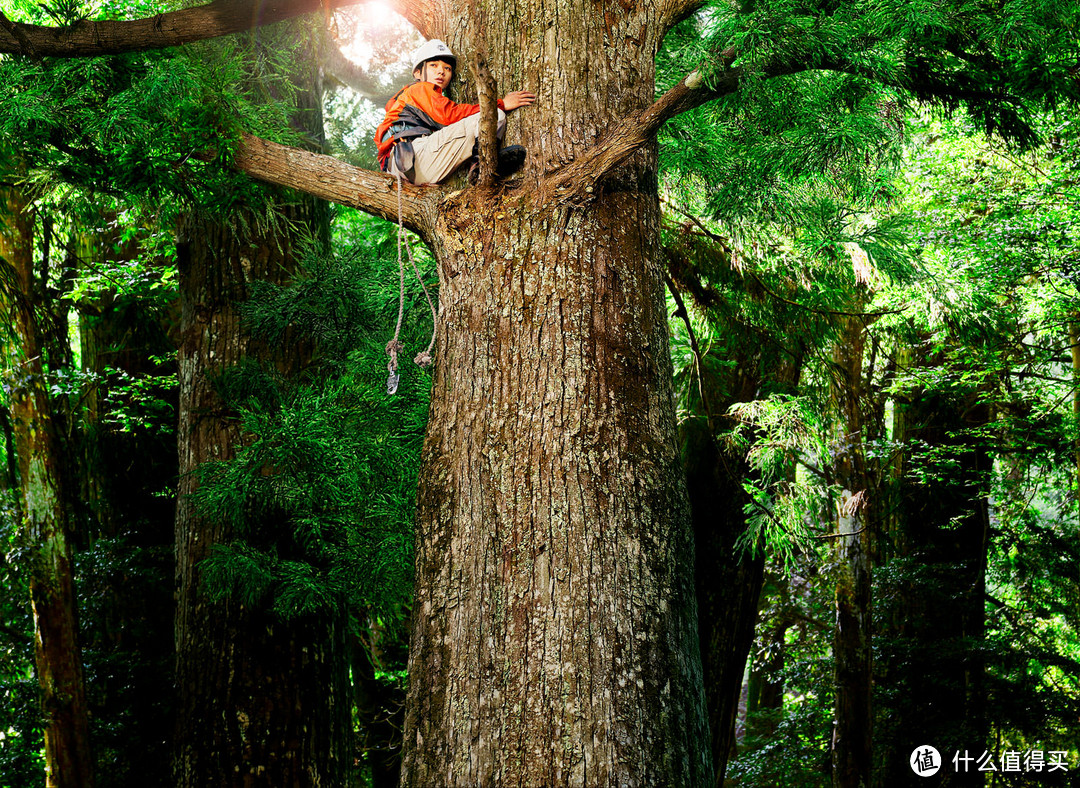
[411,39,456,72]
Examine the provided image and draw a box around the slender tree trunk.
[665,229,806,784]
[683,418,765,785]
[1,178,94,788]
[1070,320,1080,509]
[830,316,872,788]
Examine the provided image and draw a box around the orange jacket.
[374,82,504,169]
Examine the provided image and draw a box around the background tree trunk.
[172,204,352,786]
[876,356,990,788]
[0,177,94,788]
[683,418,765,785]
[171,27,352,786]
[830,316,872,788]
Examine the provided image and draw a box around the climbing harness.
[386,174,438,395]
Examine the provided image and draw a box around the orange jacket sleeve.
[375,82,506,165]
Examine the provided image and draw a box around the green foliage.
[668,0,1080,146]
[726,395,831,564]
[662,0,1080,775]
[728,562,835,786]
[195,221,431,621]
[729,701,832,787]
[0,12,319,220]
[0,508,43,788]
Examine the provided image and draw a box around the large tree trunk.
[400,5,711,780]
[172,205,352,786]
[404,187,709,786]
[1,179,94,788]
[875,356,990,788]
[171,27,352,786]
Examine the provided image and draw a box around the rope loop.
[384,172,439,393]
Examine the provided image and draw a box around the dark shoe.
[496,145,527,178]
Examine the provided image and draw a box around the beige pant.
[392,109,506,185]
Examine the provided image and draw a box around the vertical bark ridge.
[403,187,709,786]
[173,209,351,787]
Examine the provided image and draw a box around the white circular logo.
[911,745,941,776]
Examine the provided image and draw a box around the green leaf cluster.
[194,223,432,621]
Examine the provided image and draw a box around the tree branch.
[546,35,1041,199]
[0,11,36,57]
[544,49,805,197]
[231,133,431,232]
[323,36,384,100]
[659,0,709,34]
[0,0,370,57]
[472,50,499,188]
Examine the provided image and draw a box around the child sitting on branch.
[375,39,535,185]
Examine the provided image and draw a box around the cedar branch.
[0,0,393,57]
[547,35,1049,198]
[232,132,431,232]
[543,49,805,197]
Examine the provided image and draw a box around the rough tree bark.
[171,29,352,787]
[0,176,94,788]
[830,315,872,788]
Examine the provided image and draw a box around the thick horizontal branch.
[544,49,815,197]
[0,0,369,57]
[232,133,429,231]
[544,50,754,196]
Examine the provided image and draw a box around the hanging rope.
[386,174,438,394]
